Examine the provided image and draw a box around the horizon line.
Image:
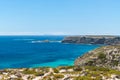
[0,34,119,36]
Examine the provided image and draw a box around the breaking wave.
[31,40,61,43]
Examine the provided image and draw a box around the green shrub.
[98,67,110,71]
[85,66,97,71]
[43,76,52,80]
[53,68,59,73]
[39,67,49,73]
[54,74,64,78]
[74,76,93,80]
[66,66,74,69]
[95,76,103,80]
[109,70,120,75]
[98,53,106,60]
[16,79,23,80]
[34,72,44,76]
[23,69,36,74]
[73,66,82,71]
[112,60,119,66]
[85,66,109,71]
[58,66,67,70]
[87,60,94,66]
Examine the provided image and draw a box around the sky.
[0,0,120,35]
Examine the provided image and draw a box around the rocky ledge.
[75,45,120,71]
[62,35,120,45]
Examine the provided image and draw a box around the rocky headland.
[62,35,120,45]
[75,45,120,70]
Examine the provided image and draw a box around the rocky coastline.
[75,45,120,70]
[62,35,120,45]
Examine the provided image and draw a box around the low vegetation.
[0,66,120,80]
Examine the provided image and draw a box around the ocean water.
[0,36,100,69]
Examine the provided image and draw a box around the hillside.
[75,45,120,70]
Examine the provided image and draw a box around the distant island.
[0,35,120,80]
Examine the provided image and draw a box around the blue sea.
[0,36,100,69]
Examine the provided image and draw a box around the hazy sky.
[0,0,120,35]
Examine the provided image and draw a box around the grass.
[53,68,59,73]
[22,69,36,74]
[53,74,64,78]
[84,66,110,71]
[74,76,93,80]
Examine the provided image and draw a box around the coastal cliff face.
[75,45,120,70]
[62,36,120,45]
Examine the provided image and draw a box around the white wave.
[31,40,61,43]
[31,41,42,43]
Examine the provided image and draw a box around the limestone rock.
[74,45,120,70]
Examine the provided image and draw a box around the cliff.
[75,45,120,70]
[62,35,120,45]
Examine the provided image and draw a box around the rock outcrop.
[74,45,120,70]
[62,35,120,45]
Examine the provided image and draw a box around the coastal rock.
[62,35,120,45]
[74,45,120,70]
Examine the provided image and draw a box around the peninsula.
[62,35,120,45]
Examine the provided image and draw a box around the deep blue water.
[0,36,100,69]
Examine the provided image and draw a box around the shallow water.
[0,36,100,69]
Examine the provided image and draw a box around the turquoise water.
[0,36,100,69]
